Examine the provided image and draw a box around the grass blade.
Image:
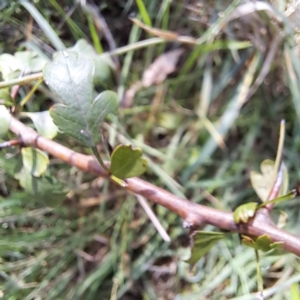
[20,0,65,50]
[135,0,152,26]
[182,52,260,182]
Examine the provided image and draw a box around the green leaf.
[250,159,289,202]
[0,105,11,136]
[186,231,230,264]
[0,88,14,106]
[44,51,118,147]
[0,51,48,81]
[69,39,115,87]
[17,168,68,207]
[259,190,298,208]
[0,53,20,80]
[250,159,274,202]
[255,234,274,252]
[233,202,258,223]
[22,111,58,139]
[21,147,49,177]
[110,144,148,179]
[0,152,22,177]
[242,234,284,253]
[241,235,257,249]
[14,51,48,73]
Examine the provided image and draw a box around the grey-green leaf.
[0,51,48,81]
[44,51,118,147]
[69,39,115,87]
[22,111,58,139]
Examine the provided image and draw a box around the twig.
[8,116,300,257]
[0,72,43,89]
[0,139,22,149]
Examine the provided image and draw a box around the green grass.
[1,0,300,299]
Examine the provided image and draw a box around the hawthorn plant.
[44,50,148,187]
[1,41,300,297]
[0,40,148,204]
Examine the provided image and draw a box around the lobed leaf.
[241,234,284,254]
[0,152,22,177]
[21,147,49,177]
[110,144,148,179]
[250,159,289,202]
[250,159,274,201]
[69,39,115,87]
[186,231,230,264]
[0,88,14,106]
[0,51,48,81]
[44,51,118,148]
[233,202,258,223]
[17,168,68,207]
[22,111,58,139]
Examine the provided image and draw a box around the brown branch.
[9,116,300,256]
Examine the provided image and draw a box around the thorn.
[183,219,193,228]
[183,214,206,229]
[0,139,22,149]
